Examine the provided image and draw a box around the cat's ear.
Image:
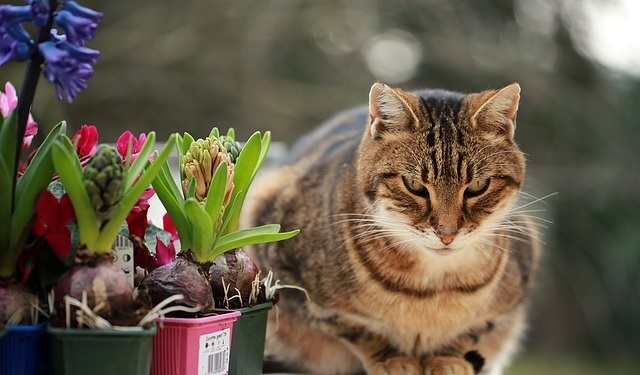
[470,83,520,139]
[368,82,418,139]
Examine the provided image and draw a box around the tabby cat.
[243,82,540,375]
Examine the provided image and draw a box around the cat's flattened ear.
[368,82,417,139]
[471,83,520,139]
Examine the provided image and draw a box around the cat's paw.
[422,356,475,375]
[370,356,422,375]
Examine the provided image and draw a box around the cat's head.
[357,82,525,253]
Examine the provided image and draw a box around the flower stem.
[13,0,58,211]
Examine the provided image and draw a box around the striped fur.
[243,83,540,375]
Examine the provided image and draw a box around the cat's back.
[241,105,367,248]
[284,105,368,169]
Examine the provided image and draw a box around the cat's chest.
[361,286,492,349]
[332,250,506,352]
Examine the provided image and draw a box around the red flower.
[32,190,76,258]
[126,206,151,270]
[150,235,176,270]
[71,124,98,157]
[162,212,178,242]
[154,213,178,266]
[117,131,147,164]
[127,210,177,272]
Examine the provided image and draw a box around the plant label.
[199,328,231,375]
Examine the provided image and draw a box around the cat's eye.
[465,178,490,197]
[402,176,428,197]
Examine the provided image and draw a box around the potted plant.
[46,126,179,375]
[0,79,66,375]
[138,128,299,375]
[0,1,179,374]
[0,0,77,372]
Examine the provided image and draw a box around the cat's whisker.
[469,242,493,259]
[485,229,542,246]
[473,236,514,254]
[512,192,558,211]
[378,238,418,252]
[506,219,550,229]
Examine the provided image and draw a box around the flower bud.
[182,160,207,200]
[82,144,124,224]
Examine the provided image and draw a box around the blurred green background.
[3,0,639,372]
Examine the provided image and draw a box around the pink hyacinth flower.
[0,81,38,150]
[116,130,147,164]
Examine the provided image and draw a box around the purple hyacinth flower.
[39,31,100,102]
[0,5,33,28]
[0,4,35,65]
[55,9,98,46]
[61,1,103,23]
[56,1,103,46]
[0,24,33,66]
[28,0,50,28]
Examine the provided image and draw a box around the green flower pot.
[48,325,156,375]
[223,302,273,375]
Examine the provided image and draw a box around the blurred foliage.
[2,0,639,369]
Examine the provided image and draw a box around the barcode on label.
[208,351,226,374]
[199,328,231,375]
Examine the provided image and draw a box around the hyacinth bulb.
[82,144,124,224]
[182,136,235,206]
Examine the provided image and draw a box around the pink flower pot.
[151,311,240,375]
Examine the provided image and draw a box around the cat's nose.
[436,224,458,245]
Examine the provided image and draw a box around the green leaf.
[180,133,194,182]
[158,154,184,203]
[212,225,299,256]
[0,111,17,193]
[222,131,263,234]
[204,162,227,233]
[151,154,192,251]
[95,133,177,252]
[217,188,241,236]
[0,112,18,269]
[186,176,197,199]
[209,128,220,139]
[184,198,214,262]
[123,131,157,191]
[52,137,100,250]
[175,133,185,160]
[12,121,67,251]
[227,128,235,139]
[0,155,14,277]
[257,131,272,174]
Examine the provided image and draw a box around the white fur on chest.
[352,283,494,353]
[335,242,506,354]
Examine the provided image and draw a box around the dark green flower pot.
[224,302,273,375]
[48,324,156,375]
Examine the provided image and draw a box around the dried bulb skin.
[138,254,215,316]
[0,282,35,328]
[207,248,259,309]
[52,253,148,327]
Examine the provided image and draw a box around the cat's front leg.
[421,356,476,375]
[369,356,422,375]
[367,355,475,375]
